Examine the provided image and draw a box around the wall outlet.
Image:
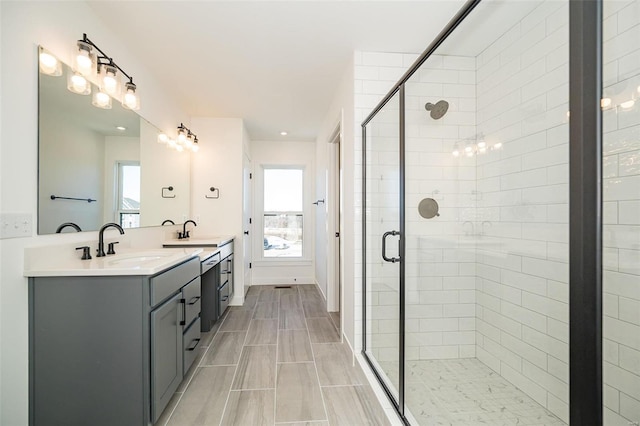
[0,213,32,239]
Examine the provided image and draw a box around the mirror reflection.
[38,47,190,234]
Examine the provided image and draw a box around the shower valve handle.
[382,230,401,263]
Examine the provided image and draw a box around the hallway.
[156,284,390,425]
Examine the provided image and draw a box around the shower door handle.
[382,230,400,263]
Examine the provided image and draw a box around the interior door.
[363,90,402,403]
[242,152,252,295]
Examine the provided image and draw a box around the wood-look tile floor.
[156,284,390,426]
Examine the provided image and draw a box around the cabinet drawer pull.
[221,296,229,302]
[186,338,201,351]
[180,298,186,326]
[188,296,200,305]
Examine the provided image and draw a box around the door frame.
[326,116,343,337]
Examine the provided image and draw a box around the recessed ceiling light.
[116,126,126,131]
[280,131,288,136]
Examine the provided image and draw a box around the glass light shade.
[477,140,487,149]
[493,142,503,149]
[92,90,112,109]
[157,133,169,144]
[185,134,194,148]
[122,81,140,111]
[39,48,62,76]
[67,70,91,95]
[177,128,187,144]
[74,40,95,76]
[191,143,200,153]
[101,65,120,95]
[464,145,473,153]
[175,144,184,152]
[620,100,635,110]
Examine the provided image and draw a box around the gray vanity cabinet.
[29,256,201,426]
[150,292,183,422]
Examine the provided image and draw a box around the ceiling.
[87,1,473,141]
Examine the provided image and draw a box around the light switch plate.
[0,213,33,239]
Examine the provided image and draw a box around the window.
[116,162,140,228]
[263,168,303,258]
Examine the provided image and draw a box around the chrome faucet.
[97,223,125,257]
[179,220,197,239]
[56,222,82,233]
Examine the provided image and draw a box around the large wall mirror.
[38,47,191,235]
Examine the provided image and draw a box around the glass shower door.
[363,91,402,403]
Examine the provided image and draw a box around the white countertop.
[24,247,203,277]
[163,235,234,247]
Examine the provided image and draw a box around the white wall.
[190,117,245,304]
[139,118,191,227]
[316,58,355,345]
[602,0,640,424]
[0,2,188,424]
[251,139,316,285]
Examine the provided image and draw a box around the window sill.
[253,259,312,268]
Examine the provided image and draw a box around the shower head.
[425,100,449,120]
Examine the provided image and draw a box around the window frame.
[258,164,311,263]
[115,161,140,228]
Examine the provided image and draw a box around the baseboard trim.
[251,276,315,286]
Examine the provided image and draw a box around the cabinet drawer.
[183,318,201,375]
[201,253,220,274]
[218,282,230,316]
[182,277,201,327]
[150,257,200,307]
[218,241,233,260]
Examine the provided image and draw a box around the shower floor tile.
[378,358,566,426]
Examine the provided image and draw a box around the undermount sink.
[105,252,175,266]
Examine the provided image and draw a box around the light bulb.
[122,81,139,110]
[92,90,112,109]
[452,150,460,157]
[177,129,187,144]
[465,146,473,153]
[71,74,88,93]
[601,98,612,109]
[158,133,168,144]
[191,144,200,153]
[477,140,487,149]
[620,100,635,110]
[74,41,94,76]
[478,147,487,154]
[185,134,194,147]
[176,145,184,152]
[493,142,503,149]
[39,51,61,76]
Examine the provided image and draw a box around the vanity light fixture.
[157,133,169,144]
[38,47,62,76]
[70,34,140,110]
[176,123,200,153]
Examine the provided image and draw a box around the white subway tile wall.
[356,0,639,424]
[603,0,640,425]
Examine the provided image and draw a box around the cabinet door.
[150,292,183,423]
